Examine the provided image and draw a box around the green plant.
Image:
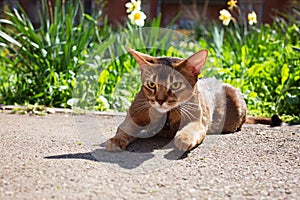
[0,0,187,112]
[0,0,105,107]
[199,2,300,122]
[1,0,298,124]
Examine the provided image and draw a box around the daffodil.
[227,0,238,10]
[128,9,146,27]
[248,11,257,25]
[125,0,141,13]
[219,9,232,26]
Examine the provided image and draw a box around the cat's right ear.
[126,47,156,67]
[174,49,208,76]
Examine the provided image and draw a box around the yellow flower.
[227,0,238,10]
[219,9,232,26]
[128,9,147,27]
[248,11,257,25]
[125,0,141,13]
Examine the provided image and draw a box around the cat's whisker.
[182,103,200,111]
[181,111,192,121]
[179,105,198,121]
[181,102,199,107]
[182,106,199,112]
[131,100,150,114]
[184,103,199,107]
[133,108,147,116]
[179,107,193,121]
[133,104,150,115]
[134,98,149,103]
[180,103,199,111]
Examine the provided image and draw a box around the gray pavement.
[0,112,299,199]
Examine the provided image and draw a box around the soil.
[0,111,299,199]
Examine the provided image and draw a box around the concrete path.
[0,112,299,199]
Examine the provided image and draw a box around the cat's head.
[127,47,208,113]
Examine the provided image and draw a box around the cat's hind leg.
[222,84,247,133]
[174,121,207,151]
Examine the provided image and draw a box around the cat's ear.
[126,46,156,67]
[175,50,208,76]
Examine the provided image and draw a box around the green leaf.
[83,14,95,22]
[281,64,289,85]
[241,45,248,65]
[0,19,13,25]
[0,30,21,47]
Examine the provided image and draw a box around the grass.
[0,0,105,107]
[0,1,299,123]
[196,9,300,123]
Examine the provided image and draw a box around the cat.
[105,47,272,152]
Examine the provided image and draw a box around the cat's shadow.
[45,137,189,170]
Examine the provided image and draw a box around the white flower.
[219,9,232,26]
[125,0,141,13]
[128,9,146,27]
[248,11,257,25]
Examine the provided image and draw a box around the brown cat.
[105,47,247,152]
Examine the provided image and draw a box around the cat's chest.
[156,110,180,138]
[169,110,181,128]
[157,107,200,138]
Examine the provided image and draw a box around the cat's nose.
[156,99,165,105]
[156,90,167,105]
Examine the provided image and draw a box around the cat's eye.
[170,82,182,90]
[146,81,156,89]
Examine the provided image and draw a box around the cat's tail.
[246,114,282,127]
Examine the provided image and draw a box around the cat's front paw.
[174,131,196,151]
[105,137,128,152]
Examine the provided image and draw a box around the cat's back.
[196,78,246,133]
[196,78,226,109]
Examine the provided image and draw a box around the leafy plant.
[0,0,104,107]
[0,0,299,124]
[199,2,300,122]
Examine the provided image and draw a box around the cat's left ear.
[175,49,208,76]
[126,46,156,67]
